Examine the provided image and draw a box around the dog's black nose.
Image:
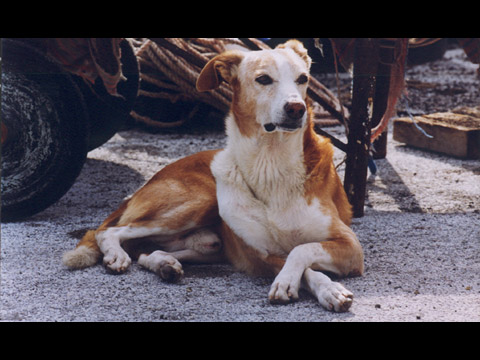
[284,102,306,120]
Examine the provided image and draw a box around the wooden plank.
[393,110,480,159]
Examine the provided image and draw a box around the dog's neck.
[223,112,308,207]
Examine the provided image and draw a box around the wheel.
[1,39,89,222]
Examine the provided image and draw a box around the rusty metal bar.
[371,39,395,159]
[344,39,378,218]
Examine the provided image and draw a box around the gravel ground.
[1,45,479,322]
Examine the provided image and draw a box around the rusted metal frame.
[371,39,395,159]
[307,87,348,130]
[313,125,347,152]
[343,39,379,218]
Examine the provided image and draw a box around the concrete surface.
[1,46,479,322]
[1,125,479,322]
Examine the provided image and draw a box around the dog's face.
[197,40,312,137]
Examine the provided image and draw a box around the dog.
[63,40,364,312]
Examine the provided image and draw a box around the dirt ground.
[1,43,479,322]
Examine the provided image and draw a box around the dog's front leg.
[267,243,353,311]
[302,268,353,312]
[268,241,337,304]
[268,229,363,312]
[267,245,309,303]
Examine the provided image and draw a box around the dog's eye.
[255,74,273,85]
[296,74,309,85]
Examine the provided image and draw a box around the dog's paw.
[315,281,353,312]
[138,252,184,283]
[103,248,131,274]
[268,274,300,304]
[155,257,184,283]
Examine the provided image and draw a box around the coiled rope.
[129,38,347,129]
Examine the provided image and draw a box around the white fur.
[137,229,223,281]
[268,242,340,302]
[235,48,309,130]
[96,225,223,273]
[138,251,184,281]
[224,114,306,206]
[62,245,100,269]
[137,229,223,280]
[210,44,358,312]
[302,268,353,312]
[96,226,175,272]
[211,113,332,257]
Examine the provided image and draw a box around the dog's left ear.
[196,50,245,92]
[276,40,312,69]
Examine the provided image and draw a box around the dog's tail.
[62,230,102,269]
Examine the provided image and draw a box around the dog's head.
[197,40,312,137]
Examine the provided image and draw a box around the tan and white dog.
[63,40,364,312]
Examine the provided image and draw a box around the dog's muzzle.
[284,101,306,121]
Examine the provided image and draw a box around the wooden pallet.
[393,106,480,159]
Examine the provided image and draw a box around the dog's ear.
[196,51,244,92]
[276,40,312,69]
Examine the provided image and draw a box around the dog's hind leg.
[138,228,224,282]
[63,230,102,269]
[96,225,180,274]
[137,250,184,282]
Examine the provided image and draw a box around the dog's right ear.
[196,51,244,92]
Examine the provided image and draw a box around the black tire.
[1,39,89,222]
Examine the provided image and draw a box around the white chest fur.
[211,116,332,256]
